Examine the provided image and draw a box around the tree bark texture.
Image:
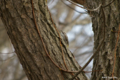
[85,0,120,80]
[0,0,87,80]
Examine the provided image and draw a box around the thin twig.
[63,0,115,14]
[47,6,79,79]
[31,0,65,71]
[67,0,102,11]
[0,55,15,62]
[0,51,15,54]
[70,5,106,80]
[31,0,80,73]
[102,0,115,8]
[47,7,69,70]
[112,24,120,80]
[61,0,87,14]
[70,39,104,80]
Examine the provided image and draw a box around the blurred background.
[0,0,93,80]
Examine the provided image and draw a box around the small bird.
[60,31,69,47]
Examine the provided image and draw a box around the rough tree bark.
[85,0,120,80]
[71,0,120,80]
[0,0,87,80]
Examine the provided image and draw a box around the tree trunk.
[0,0,87,80]
[85,0,120,80]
